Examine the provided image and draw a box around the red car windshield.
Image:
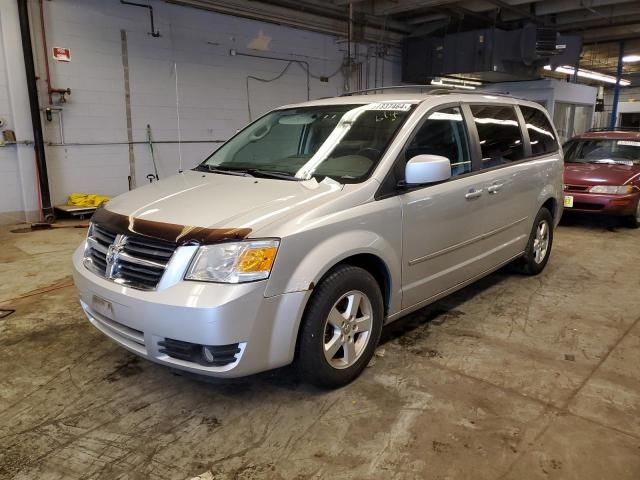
[564,138,640,166]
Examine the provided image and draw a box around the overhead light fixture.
[435,77,482,86]
[623,55,640,63]
[430,79,476,90]
[544,65,631,86]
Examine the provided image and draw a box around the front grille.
[158,338,241,366]
[573,202,604,211]
[564,185,591,192]
[565,184,590,192]
[84,223,177,290]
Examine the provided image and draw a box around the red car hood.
[564,162,640,186]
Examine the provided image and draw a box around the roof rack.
[340,85,455,96]
[340,84,525,100]
[588,126,640,132]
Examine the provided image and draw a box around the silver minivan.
[72,90,563,388]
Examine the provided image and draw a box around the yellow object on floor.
[67,193,111,207]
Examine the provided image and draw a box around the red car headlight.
[588,185,635,194]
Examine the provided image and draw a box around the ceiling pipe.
[121,0,161,37]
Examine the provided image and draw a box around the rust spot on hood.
[92,207,252,245]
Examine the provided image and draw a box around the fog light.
[201,345,215,364]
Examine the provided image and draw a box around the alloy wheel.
[323,290,373,369]
[533,219,549,264]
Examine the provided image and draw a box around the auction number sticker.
[371,102,412,111]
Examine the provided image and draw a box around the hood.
[103,170,344,235]
[563,162,640,186]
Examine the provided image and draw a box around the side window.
[470,105,524,169]
[404,106,471,177]
[519,105,559,156]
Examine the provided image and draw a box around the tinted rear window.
[470,105,524,169]
[520,106,558,156]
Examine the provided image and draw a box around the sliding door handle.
[487,183,504,194]
[465,188,483,200]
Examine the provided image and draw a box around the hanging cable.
[236,50,344,121]
[246,61,296,121]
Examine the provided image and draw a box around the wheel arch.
[292,252,393,365]
[318,253,392,317]
[542,196,557,220]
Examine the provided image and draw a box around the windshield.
[563,139,640,166]
[198,103,415,182]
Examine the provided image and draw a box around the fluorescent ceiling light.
[430,79,476,90]
[623,55,640,63]
[434,77,482,86]
[544,65,631,86]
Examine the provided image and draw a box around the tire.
[624,199,640,229]
[516,207,554,276]
[296,265,384,389]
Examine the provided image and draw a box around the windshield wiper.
[244,169,302,181]
[195,165,254,176]
[196,164,301,180]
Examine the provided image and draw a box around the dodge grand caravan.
[73,90,563,388]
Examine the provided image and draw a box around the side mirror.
[405,154,452,185]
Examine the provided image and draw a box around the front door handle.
[487,183,504,194]
[465,188,483,200]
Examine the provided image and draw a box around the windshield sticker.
[371,102,412,111]
[618,140,640,147]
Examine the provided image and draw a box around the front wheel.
[296,265,384,389]
[515,207,554,276]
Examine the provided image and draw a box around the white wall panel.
[0,0,400,221]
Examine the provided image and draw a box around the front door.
[400,106,489,308]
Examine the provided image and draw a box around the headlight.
[588,185,634,194]
[185,239,279,283]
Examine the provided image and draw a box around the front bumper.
[72,245,309,378]
[563,191,639,216]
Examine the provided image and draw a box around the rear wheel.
[515,207,553,275]
[296,265,383,389]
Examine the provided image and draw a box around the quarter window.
[520,106,558,155]
[470,105,524,168]
[405,106,471,177]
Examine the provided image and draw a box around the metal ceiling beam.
[371,0,462,16]
[552,3,640,25]
[259,0,412,33]
[405,13,449,25]
[536,0,637,16]
[440,4,504,26]
[481,0,539,22]
[580,23,640,42]
[464,0,638,19]
[165,0,405,44]
[556,14,640,31]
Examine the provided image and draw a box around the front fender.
[264,198,403,316]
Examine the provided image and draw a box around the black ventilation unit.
[402,24,581,83]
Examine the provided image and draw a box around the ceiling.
[170,0,640,85]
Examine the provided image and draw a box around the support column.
[609,40,625,130]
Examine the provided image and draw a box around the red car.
[563,129,640,228]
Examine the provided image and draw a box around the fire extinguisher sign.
[52,47,71,62]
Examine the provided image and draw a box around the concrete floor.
[0,215,639,480]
